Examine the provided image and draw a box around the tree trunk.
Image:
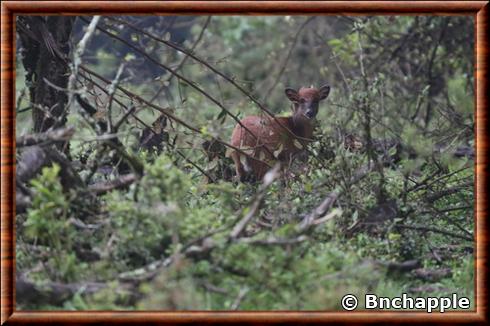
[18,16,75,133]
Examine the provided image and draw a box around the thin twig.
[80,65,272,169]
[103,16,317,146]
[263,17,315,99]
[79,18,277,160]
[395,224,473,242]
[176,149,216,183]
[148,16,212,105]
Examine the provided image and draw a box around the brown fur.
[230,85,330,182]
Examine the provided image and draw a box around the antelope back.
[230,84,330,181]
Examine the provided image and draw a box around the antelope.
[230,84,331,182]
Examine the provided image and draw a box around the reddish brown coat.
[230,85,330,182]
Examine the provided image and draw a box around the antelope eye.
[299,98,306,103]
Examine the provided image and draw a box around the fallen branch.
[412,267,452,281]
[17,145,84,189]
[88,173,138,195]
[16,127,75,148]
[16,146,86,213]
[238,235,308,246]
[17,275,106,306]
[376,259,421,273]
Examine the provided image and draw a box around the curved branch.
[80,65,272,169]
[103,16,316,145]
[79,17,276,160]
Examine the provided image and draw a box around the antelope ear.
[318,84,331,100]
[285,88,300,102]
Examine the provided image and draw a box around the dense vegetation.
[15,16,474,310]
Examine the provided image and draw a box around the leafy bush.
[16,15,474,311]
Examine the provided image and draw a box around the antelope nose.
[305,110,314,118]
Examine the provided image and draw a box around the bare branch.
[16,127,75,148]
[149,16,212,105]
[79,18,278,160]
[88,173,138,195]
[68,16,101,107]
[102,15,326,175]
[80,65,272,169]
[238,235,308,246]
[106,62,126,133]
[394,224,473,242]
[230,287,249,310]
[298,161,377,232]
[229,164,281,239]
[263,17,315,99]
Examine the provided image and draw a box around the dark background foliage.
[15,15,474,310]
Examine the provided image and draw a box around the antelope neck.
[290,114,312,139]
